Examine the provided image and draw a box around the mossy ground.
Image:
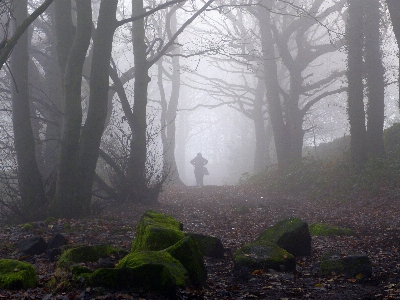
[309,223,354,236]
[0,259,37,289]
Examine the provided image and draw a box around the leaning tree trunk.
[77,0,118,215]
[365,0,385,158]
[347,0,367,169]
[11,0,46,221]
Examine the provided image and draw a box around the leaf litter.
[1,185,400,299]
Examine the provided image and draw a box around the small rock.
[16,236,47,255]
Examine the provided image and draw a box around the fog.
[0,0,399,220]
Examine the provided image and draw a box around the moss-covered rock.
[131,210,184,252]
[0,259,38,289]
[309,223,354,236]
[71,265,93,283]
[257,217,311,257]
[90,264,178,295]
[185,232,225,258]
[234,240,295,272]
[117,251,187,285]
[165,236,206,287]
[319,253,372,278]
[58,244,125,269]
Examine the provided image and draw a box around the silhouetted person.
[190,153,208,186]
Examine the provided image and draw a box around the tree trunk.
[386,0,400,108]
[11,0,46,221]
[77,0,118,215]
[257,4,291,166]
[347,0,367,168]
[253,78,268,173]
[365,0,385,158]
[127,0,151,202]
[52,0,92,218]
[287,64,305,160]
[163,9,184,185]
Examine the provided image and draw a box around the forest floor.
[1,185,400,299]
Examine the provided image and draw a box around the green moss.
[90,264,178,295]
[257,217,311,257]
[309,223,354,236]
[257,217,305,242]
[71,265,93,276]
[45,217,56,225]
[0,259,37,289]
[234,240,295,272]
[165,236,206,287]
[21,223,33,231]
[140,210,183,231]
[319,254,372,277]
[71,266,92,283]
[131,210,184,252]
[117,251,187,285]
[58,244,123,269]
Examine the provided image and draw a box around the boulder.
[89,251,187,294]
[234,240,296,272]
[16,236,47,255]
[185,232,225,259]
[117,251,187,286]
[90,265,179,296]
[0,259,37,289]
[165,236,207,287]
[257,217,311,257]
[46,248,62,262]
[58,244,126,269]
[319,253,372,278]
[131,210,184,252]
[46,233,69,262]
[47,233,68,249]
[309,223,354,236]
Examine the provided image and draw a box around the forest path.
[1,185,400,299]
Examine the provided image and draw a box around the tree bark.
[163,8,184,185]
[127,0,151,202]
[347,0,367,168]
[76,0,118,215]
[253,78,268,173]
[257,4,291,166]
[386,0,400,108]
[0,0,54,71]
[11,0,46,221]
[365,0,385,158]
[52,0,92,217]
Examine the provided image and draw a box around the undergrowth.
[247,155,400,203]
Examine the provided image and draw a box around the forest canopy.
[0,0,399,222]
